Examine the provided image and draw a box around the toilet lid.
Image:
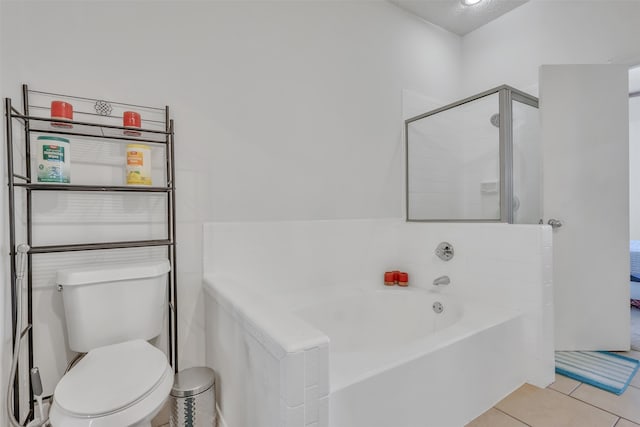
[54,340,169,416]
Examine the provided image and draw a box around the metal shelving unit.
[4,85,178,423]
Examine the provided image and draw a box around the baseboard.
[217,402,228,427]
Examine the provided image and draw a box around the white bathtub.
[205,278,530,427]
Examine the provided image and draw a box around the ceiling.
[390,0,530,36]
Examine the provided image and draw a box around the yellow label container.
[126,144,152,186]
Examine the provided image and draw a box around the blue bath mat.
[555,351,640,395]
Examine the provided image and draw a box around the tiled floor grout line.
[492,406,533,427]
[566,384,636,423]
[563,381,582,395]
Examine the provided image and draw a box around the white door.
[540,64,630,350]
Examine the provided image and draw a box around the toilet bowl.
[50,260,173,427]
[49,340,174,427]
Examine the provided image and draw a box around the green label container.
[36,136,70,183]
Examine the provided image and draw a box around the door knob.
[547,218,563,229]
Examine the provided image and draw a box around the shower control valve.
[435,242,454,261]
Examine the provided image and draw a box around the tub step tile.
[305,347,319,387]
[281,352,305,407]
[465,408,527,427]
[317,344,329,397]
[317,395,329,427]
[495,384,618,427]
[571,383,640,424]
[305,385,319,424]
[280,402,305,427]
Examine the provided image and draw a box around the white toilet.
[49,260,174,427]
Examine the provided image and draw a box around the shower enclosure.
[405,85,539,224]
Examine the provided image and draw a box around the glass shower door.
[512,99,542,224]
[406,92,501,221]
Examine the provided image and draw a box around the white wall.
[0,0,463,418]
[0,1,7,424]
[462,0,640,96]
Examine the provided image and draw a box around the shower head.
[490,113,500,128]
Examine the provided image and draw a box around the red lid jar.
[51,101,73,128]
[384,271,395,286]
[398,272,409,287]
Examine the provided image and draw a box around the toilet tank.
[56,260,171,352]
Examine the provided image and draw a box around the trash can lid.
[171,367,216,397]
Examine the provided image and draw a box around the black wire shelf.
[28,239,174,254]
[11,113,170,143]
[14,183,172,193]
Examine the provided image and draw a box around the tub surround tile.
[465,408,528,427]
[204,275,329,356]
[317,396,329,427]
[305,347,319,387]
[317,344,329,397]
[542,283,553,307]
[304,385,319,425]
[548,374,581,395]
[495,384,618,427]
[571,384,640,424]
[542,226,553,248]
[281,352,305,407]
[280,402,304,427]
[205,221,552,426]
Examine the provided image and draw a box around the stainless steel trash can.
[170,367,216,427]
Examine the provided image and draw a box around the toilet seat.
[49,340,173,427]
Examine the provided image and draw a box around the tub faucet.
[433,275,450,287]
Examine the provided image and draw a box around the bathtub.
[204,277,529,427]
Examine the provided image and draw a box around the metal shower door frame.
[404,84,538,223]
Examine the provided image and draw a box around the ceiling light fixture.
[461,0,483,6]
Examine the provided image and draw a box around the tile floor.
[467,349,640,427]
[151,402,170,427]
